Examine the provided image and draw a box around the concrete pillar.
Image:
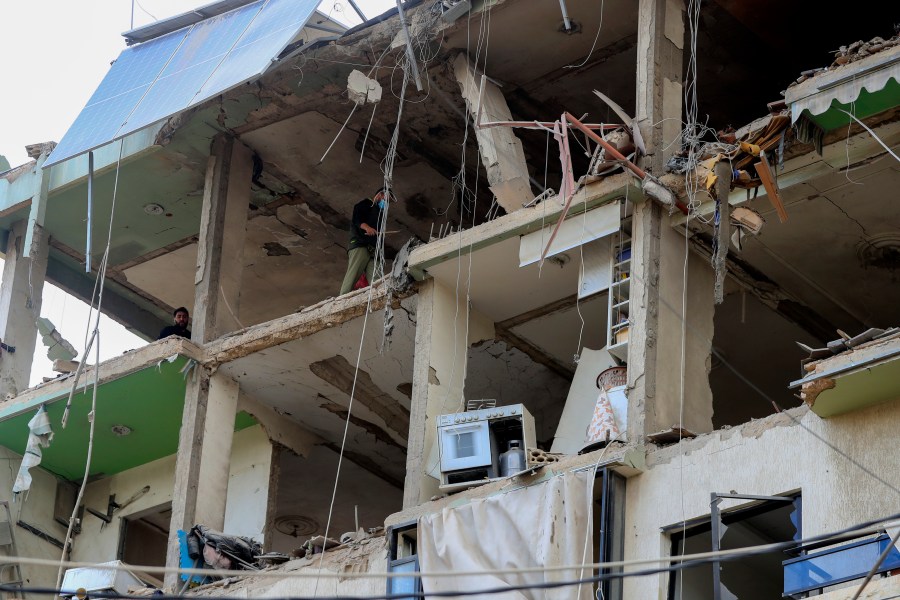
[634,0,685,175]
[628,0,714,438]
[452,54,533,213]
[0,220,48,399]
[193,134,252,343]
[165,369,239,590]
[402,279,494,508]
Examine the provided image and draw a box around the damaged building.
[1,0,899,598]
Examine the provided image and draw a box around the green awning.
[787,46,900,132]
[0,357,255,480]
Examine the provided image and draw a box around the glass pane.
[454,432,476,458]
[389,560,419,600]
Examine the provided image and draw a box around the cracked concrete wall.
[627,204,714,440]
[403,279,494,507]
[622,401,900,598]
[464,340,569,444]
[652,221,714,434]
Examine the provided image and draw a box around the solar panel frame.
[46,0,322,168]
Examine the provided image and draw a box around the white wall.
[0,424,272,588]
[224,425,273,542]
[0,447,67,589]
[623,400,900,599]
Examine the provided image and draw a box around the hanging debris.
[12,404,54,495]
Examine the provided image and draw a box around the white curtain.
[418,470,593,600]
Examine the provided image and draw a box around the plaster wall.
[652,221,715,434]
[404,278,494,506]
[0,424,272,587]
[0,447,66,590]
[622,401,900,598]
[223,426,273,542]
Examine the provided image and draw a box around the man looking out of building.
[158,307,191,340]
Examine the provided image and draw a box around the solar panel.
[46,0,322,168]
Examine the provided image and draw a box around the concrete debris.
[25,141,57,160]
[347,70,382,106]
[788,33,900,89]
[390,237,420,292]
[797,327,898,362]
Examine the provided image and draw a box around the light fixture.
[143,203,165,215]
[110,425,132,437]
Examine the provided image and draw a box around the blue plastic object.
[783,534,900,596]
[177,529,207,584]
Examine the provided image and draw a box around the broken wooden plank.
[753,152,788,223]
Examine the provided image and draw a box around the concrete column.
[165,368,239,590]
[402,279,494,508]
[193,134,252,343]
[0,220,48,399]
[628,0,713,438]
[635,0,685,175]
[452,54,533,213]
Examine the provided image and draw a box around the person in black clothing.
[158,306,191,340]
[339,188,392,295]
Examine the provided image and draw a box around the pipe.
[86,151,94,273]
[347,0,367,22]
[558,0,573,31]
[564,112,689,215]
[396,0,424,91]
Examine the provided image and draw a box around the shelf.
[607,201,632,365]
[608,340,629,362]
[611,278,630,293]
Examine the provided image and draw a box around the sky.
[0,0,394,386]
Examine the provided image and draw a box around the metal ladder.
[0,501,25,600]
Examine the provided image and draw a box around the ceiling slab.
[0,357,254,480]
[737,158,900,331]
[218,296,418,484]
[442,0,637,88]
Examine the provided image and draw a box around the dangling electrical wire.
[53,138,127,598]
[312,54,412,598]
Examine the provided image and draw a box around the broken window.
[386,521,420,599]
[667,493,801,600]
